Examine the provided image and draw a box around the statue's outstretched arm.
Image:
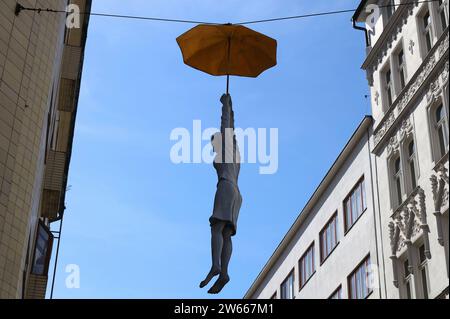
[220,94,232,133]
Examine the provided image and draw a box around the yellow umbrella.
[176,23,277,93]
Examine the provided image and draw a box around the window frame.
[436,0,449,33]
[428,93,449,164]
[394,43,407,92]
[404,138,420,194]
[417,6,435,59]
[381,62,394,110]
[343,176,367,234]
[31,220,54,276]
[389,154,405,209]
[298,242,315,290]
[401,257,414,299]
[328,285,343,299]
[319,212,339,264]
[280,270,295,299]
[347,255,373,299]
[418,244,430,299]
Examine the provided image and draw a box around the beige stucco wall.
[0,0,68,298]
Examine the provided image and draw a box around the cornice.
[372,29,449,155]
[362,0,419,85]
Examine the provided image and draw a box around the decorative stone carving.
[387,135,399,157]
[398,117,413,142]
[408,39,415,55]
[431,159,449,247]
[426,77,441,103]
[374,91,380,106]
[373,30,449,152]
[389,187,430,256]
[442,61,449,83]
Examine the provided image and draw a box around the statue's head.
[211,132,222,153]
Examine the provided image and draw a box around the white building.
[245,0,449,299]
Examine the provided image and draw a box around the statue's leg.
[200,221,224,288]
[208,226,232,294]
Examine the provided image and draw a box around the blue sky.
[48,0,370,299]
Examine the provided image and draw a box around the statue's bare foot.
[200,267,221,288]
[207,274,229,294]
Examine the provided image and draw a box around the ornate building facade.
[0,0,91,298]
[245,0,448,299]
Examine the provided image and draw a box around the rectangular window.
[397,49,407,90]
[422,11,433,54]
[31,221,54,276]
[329,286,342,299]
[403,259,413,299]
[407,140,418,191]
[438,0,448,31]
[385,0,396,20]
[280,270,295,299]
[299,243,315,289]
[320,213,339,262]
[348,255,372,299]
[434,103,449,160]
[419,245,429,299]
[385,68,394,107]
[392,156,405,208]
[344,177,367,232]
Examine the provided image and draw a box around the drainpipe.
[352,18,371,48]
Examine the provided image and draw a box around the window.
[434,104,449,160]
[344,177,367,232]
[385,0,396,20]
[320,213,339,262]
[397,49,407,90]
[329,286,342,299]
[348,255,372,299]
[31,221,54,276]
[299,243,315,289]
[403,259,414,299]
[391,156,405,208]
[438,0,448,32]
[384,67,394,108]
[406,140,419,191]
[418,245,429,299]
[280,270,295,299]
[422,10,434,54]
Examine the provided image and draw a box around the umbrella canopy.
[176,24,277,78]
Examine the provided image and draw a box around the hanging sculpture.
[177,23,277,294]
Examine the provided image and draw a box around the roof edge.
[244,115,373,299]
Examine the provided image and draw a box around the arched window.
[392,156,404,207]
[407,140,418,190]
[435,104,449,159]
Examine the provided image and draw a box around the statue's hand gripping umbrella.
[177,24,277,294]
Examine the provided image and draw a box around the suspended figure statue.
[200,94,242,294]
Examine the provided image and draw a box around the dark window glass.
[329,286,342,299]
[398,49,406,89]
[299,244,315,289]
[408,141,418,189]
[31,222,53,276]
[280,271,295,299]
[320,213,339,262]
[393,157,403,206]
[348,256,372,299]
[344,178,367,232]
[438,0,448,30]
[423,11,433,53]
